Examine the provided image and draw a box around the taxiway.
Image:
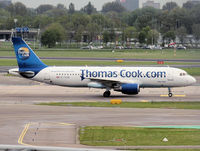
[0,73,200,149]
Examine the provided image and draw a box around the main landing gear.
[103,90,111,97]
[168,87,173,97]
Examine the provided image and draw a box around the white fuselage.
[31,66,196,88]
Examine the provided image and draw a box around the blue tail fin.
[12,37,47,78]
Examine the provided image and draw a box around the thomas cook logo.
[18,47,30,60]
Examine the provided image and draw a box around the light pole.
[14,19,18,37]
[14,19,18,28]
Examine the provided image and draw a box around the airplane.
[9,37,196,97]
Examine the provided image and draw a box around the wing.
[87,77,139,88]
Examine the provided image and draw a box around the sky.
[12,0,188,10]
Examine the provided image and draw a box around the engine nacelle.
[120,83,140,95]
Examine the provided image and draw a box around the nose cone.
[188,76,196,85]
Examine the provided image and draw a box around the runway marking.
[18,123,31,146]
[160,94,186,97]
[59,122,75,126]
[140,100,149,102]
[34,122,75,126]
[18,122,74,146]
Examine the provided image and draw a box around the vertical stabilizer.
[12,37,47,78]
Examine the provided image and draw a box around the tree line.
[0,1,200,47]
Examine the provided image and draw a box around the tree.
[163,31,176,44]
[69,3,75,14]
[103,30,110,43]
[138,31,146,44]
[36,4,54,14]
[192,24,200,45]
[45,8,67,17]
[162,2,178,11]
[81,2,97,15]
[41,23,65,47]
[124,26,137,42]
[109,28,116,42]
[135,7,161,30]
[33,15,53,29]
[102,2,126,13]
[57,4,65,10]
[86,23,100,42]
[176,26,187,44]
[7,2,27,16]
[147,29,159,45]
[72,13,91,30]
[91,14,106,29]
[183,1,195,9]
[74,25,84,43]
[138,26,151,44]
[191,4,200,24]
[0,8,10,19]
[41,30,57,48]
[160,8,187,34]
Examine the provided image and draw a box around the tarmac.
[0,73,200,149]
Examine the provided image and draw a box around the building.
[0,0,11,7]
[116,0,139,11]
[142,0,160,9]
[0,29,40,41]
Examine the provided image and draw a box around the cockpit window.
[180,73,187,76]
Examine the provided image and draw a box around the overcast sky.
[12,0,187,10]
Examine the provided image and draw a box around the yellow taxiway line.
[160,94,186,97]
[18,122,74,146]
[18,123,31,146]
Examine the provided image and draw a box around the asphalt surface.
[0,73,200,103]
[1,104,200,149]
[0,73,200,149]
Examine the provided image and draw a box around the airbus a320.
[9,37,196,97]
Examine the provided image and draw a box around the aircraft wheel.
[103,91,111,97]
[168,87,173,97]
[168,93,173,97]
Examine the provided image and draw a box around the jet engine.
[115,83,140,95]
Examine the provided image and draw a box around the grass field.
[37,102,200,110]
[0,48,200,60]
[79,126,200,146]
[182,68,200,76]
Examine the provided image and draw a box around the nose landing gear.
[168,87,173,97]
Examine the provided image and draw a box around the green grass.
[79,126,200,146]
[0,59,17,66]
[37,102,200,110]
[1,48,200,60]
[182,68,200,76]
